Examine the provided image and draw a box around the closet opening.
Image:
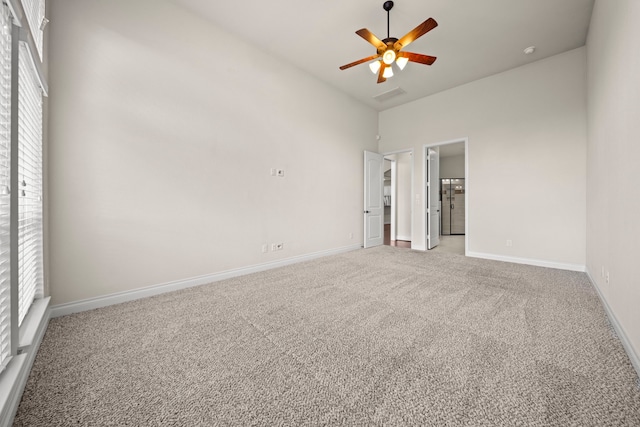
[383,151,412,249]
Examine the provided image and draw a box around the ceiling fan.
[339,1,438,83]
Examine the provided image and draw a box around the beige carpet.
[14,246,640,426]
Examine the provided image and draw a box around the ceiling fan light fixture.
[396,56,409,70]
[338,2,438,84]
[382,49,396,65]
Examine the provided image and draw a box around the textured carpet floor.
[14,246,640,426]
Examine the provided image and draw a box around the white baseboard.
[466,251,585,272]
[50,244,362,318]
[586,271,640,379]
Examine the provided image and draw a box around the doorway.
[424,139,468,255]
[383,151,413,249]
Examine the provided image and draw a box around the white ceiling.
[171,0,594,112]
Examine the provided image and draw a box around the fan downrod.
[383,1,394,39]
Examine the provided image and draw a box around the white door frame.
[422,138,469,255]
[383,149,414,249]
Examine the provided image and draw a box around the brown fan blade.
[394,18,438,50]
[339,54,381,70]
[356,28,386,52]
[377,63,387,84]
[400,52,437,66]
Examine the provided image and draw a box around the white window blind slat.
[0,4,12,372]
[20,0,44,60]
[17,42,43,326]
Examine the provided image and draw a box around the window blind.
[20,0,44,60]
[17,43,43,326]
[0,4,12,371]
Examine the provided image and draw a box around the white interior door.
[426,148,440,249]
[364,151,384,248]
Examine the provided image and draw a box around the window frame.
[0,0,49,424]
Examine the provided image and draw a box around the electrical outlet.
[506,240,512,247]
[601,266,605,278]
[606,272,610,284]
[276,169,285,177]
[349,233,353,239]
[270,168,276,176]
[261,244,268,253]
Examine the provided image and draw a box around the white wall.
[586,0,640,362]
[440,155,465,179]
[47,0,378,305]
[380,48,587,268]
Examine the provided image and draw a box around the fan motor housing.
[382,38,399,53]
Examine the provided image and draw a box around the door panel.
[441,178,466,235]
[364,151,384,248]
[441,180,451,236]
[451,184,465,234]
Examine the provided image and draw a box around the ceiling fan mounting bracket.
[383,1,394,12]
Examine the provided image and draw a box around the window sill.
[18,297,50,350]
[0,297,50,427]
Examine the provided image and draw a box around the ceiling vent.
[373,87,406,103]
